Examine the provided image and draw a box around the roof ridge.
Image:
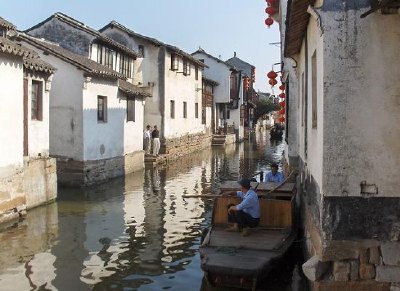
[100,20,206,68]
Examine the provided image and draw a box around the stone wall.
[297,156,400,290]
[24,157,57,209]
[0,157,57,224]
[0,167,25,224]
[160,132,212,160]
[57,150,144,187]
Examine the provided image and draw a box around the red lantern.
[265,6,276,15]
[243,76,250,91]
[266,0,277,4]
[279,109,285,115]
[269,79,277,86]
[279,101,286,107]
[279,84,285,91]
[264,17,274,27]
[279,93,286,99]
[278,116,285,123]
[267,70,278,79]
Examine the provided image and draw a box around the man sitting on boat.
[265,163,284,183]
[223,177,260,236]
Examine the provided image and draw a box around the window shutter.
[37,81,43,121]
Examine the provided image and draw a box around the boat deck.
[200,227,294,277]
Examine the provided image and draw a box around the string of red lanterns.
[264,0,278,28]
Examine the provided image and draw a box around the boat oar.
[182,194,221,198]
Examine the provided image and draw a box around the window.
[170,100,175,119]
[195,66,198,80]
[31,80,43,120]
[227,110,230,119]
[195,103,199,118]
[183,102,187,118]
[119,54,133,78]
[97,96,107,122]
[202,107,206,124]
[183,60,190,76]
[138,45,145,57]
[301,72,305,126]
[171,54,178,71]
[311,50,317,128]
[97,44,114,69]
[127,98,135,122]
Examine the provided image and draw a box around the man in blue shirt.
[265,163,284,183]
[224,177,260,236]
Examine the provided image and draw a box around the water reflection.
[0,129,304,291]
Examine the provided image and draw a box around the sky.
[2,0,281,93]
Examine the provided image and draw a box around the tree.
[253,98,279,122]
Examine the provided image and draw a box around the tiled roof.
[24,57,56,74]
[18,33,124,79]
[202,76,219,86]
[0,17,16,30]
[284,0,314,57]
[192,48,234,70]
[0,36,55,73]
[100,21,207,68]
[25,13,140,58]
[118,79,152,98]
[225,56,255,70]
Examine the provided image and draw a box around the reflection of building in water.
[0,204,58,290]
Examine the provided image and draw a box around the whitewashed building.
[0,17,57,223]
[225,53,257,131]
[99,21,210,156]
[192,48,245,141]
[23,13,151,186]
[276,0,400,289]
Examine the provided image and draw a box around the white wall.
[321,10,400,197]
[101,28,162,131]
[164,52,204,138]
[0,55,24,169]
[82,80,127,160]
[192,52,231,103]
[26,73,50,157]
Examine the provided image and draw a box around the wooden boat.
[270,127,283,140]
[199,183,296,290]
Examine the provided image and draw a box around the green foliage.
[253,98,279,121]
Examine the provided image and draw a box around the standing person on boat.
[223,177,260,235]
[265,163,284,183]
[152,125,160,156]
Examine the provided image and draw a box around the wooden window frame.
[119,54,133,78]
[183,101,187,118]
[127,98,135,122]
[97,95,108,122]
[170,100,175,119]
[195,103,199,118]
[195,66,198,80]
[31,80,43,121]
[171,54,178,71]
[138,45,145,57]
[311,50,318,129]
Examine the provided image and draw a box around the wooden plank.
[209,228,286,251]
[219,181,295,193]
[212,197,292,229]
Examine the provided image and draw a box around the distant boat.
[199,182,297,290]
[270,124,284,140]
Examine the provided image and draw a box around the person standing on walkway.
[265,162,284,183]
[152,125,160,156]
[143,125,151,155]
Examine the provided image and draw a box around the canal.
[0,130,307,291]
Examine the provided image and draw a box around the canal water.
[0,130,308,291]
